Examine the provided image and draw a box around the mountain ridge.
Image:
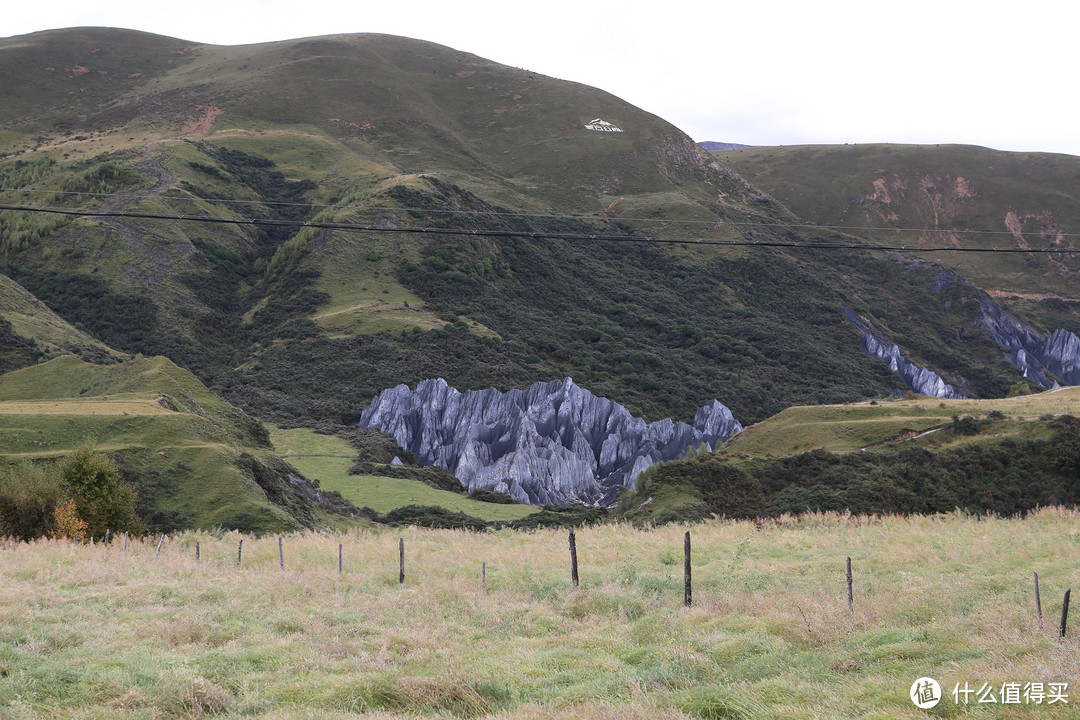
[0,29,1078,529]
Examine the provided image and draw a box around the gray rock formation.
[356,377,743,507]
[974,298,1080,388]
[846,265,1080,395]
[842,306,965,398]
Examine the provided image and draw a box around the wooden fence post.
[482,561,487,593]
[278,536,285,572]
[104,529,110,547]
[684,531,692,607]
[569,529,579,589]
[195,541,200,564]
[338,543,343,575]
[399,537,405,586]
[237,538,243,568]
[1035,570,1044,631]
[154,534,164,559]
[846,557,854,614]
[123,532,128,551]
[1061,588,1071,639]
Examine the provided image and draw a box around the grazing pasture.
[1,509,1077,719]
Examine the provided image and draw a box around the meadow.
[269,426,537,523]
[2,509,1078,719]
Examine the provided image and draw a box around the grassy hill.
[620,387,1080,524]
[715,143,1080,332]
[723,386,1080,458]
[0,272,122,371]
[1,29,1079,533]
[0,28,1062,433]
[0,355,345,533]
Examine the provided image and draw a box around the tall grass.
[1,510,1078,718]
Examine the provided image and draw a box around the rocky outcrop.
[356,377,742,507]
[975,298,1080,388]
[842,306,964,398]
[845,264,1080,394]
[1039,329,1080,385]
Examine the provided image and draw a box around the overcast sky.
[4,0,1078,157]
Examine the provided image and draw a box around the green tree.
[61,448,143,538]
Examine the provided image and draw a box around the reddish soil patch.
[182,105,225,135]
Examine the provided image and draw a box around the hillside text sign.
[585,118,623,132]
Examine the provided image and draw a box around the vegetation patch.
[623,414,1080,523]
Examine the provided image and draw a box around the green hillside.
[620,387,1080,524]
[1,29,1054,427]
[716,143,1080,331]
[0,272,122,371]
[0,29,1078,531]
[0,355,345,533]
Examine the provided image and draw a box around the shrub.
[61,448,143,538]
[1007,381,1033,397]
[49,498,89,541]
[382,505,489,531]
[0,462,66,539]
[468,489,521,504]
[952,414,981,436]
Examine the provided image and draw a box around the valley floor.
[1,510,1078,719]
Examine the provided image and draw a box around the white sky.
[3,0,1078,156]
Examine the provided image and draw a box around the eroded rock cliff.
[356,378,742,506]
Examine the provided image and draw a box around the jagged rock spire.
[356,378,742,506]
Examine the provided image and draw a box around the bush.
[468,489,521,504]
[0,462,66,539]
[503,504,609,530]
[61,448,143,538]
[952,414,981,436]
[381,505,489,531]
[349,461,465,493]
[1007,381,1033,398]
[50,498,88,541]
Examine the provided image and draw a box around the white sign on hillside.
[585,118,623,133]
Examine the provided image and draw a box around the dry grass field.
[2,509,1078,719]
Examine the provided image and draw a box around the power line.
[2,201,1079,254]
[2,186,1077,240]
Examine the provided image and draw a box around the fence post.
[279,536,285,572]
[1035,571,1044,631]
[399,537,405,586]
[195,541,200,564]
[237,538,243,568]
[684,531,692,607]
[123,532,128,551]
[104,529,110,547]
[482,561,487,593]
[154,534,164,559]
[1061,588,1071,639]
[338,543,343,575]
[846,557,854,614]
[569,529,579,589]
